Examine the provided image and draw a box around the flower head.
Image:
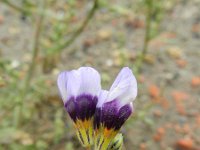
[94,67,137,150]
[57,66,137,149]
[57,67,101,147]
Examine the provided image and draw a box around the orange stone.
[176,138,194,150]
[139,143,147,150]
[149,84,160,98]
[176,59,187,68]
[191,76,200,87]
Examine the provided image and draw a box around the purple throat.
[65,94,98,122]
[94,100,133,131]
[65,95,132,131]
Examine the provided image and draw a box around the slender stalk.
[48,0,99,54]
[1,0,30,14]
[142,0,153,56]
[135,0,153,74]
[24,11,44,89]
[14,0,45,127]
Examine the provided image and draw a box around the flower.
[57,67,101,147]
[94,67,137,150]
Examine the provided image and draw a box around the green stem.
[135,0,153,74]
[142,0,153,56]
[1,0,30,14]
[48,0,99,55]
[24,10,44,89]
[14,0,45,127]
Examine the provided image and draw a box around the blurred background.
[0,0,200,149]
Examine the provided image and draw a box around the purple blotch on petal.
[94,107,101,129]
[114,104,132,130]
[101,100,118,129]
[76,94,98,120]
[65,94,98,122]
[99,100,133,130]
[65,97,77,122]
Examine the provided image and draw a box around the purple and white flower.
[94,67,137,150]
[57,66,137,149]
[57,67,101,147]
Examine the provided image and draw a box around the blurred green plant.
[1,0,99,72]
[134,0,153,75]
[0,0,100,149]
[134,0,175,74]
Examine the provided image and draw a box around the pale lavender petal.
[57,70,81,103]
[128,102,134,113]
[106,67,137,106]
[66,70,81,99]
[109,67,130,91]
[57,71,68,103]
[78,67,101,96]
[96,90,109,108]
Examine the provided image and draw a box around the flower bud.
[109,133,123,150]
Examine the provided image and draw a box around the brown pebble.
[176,138,194,150]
